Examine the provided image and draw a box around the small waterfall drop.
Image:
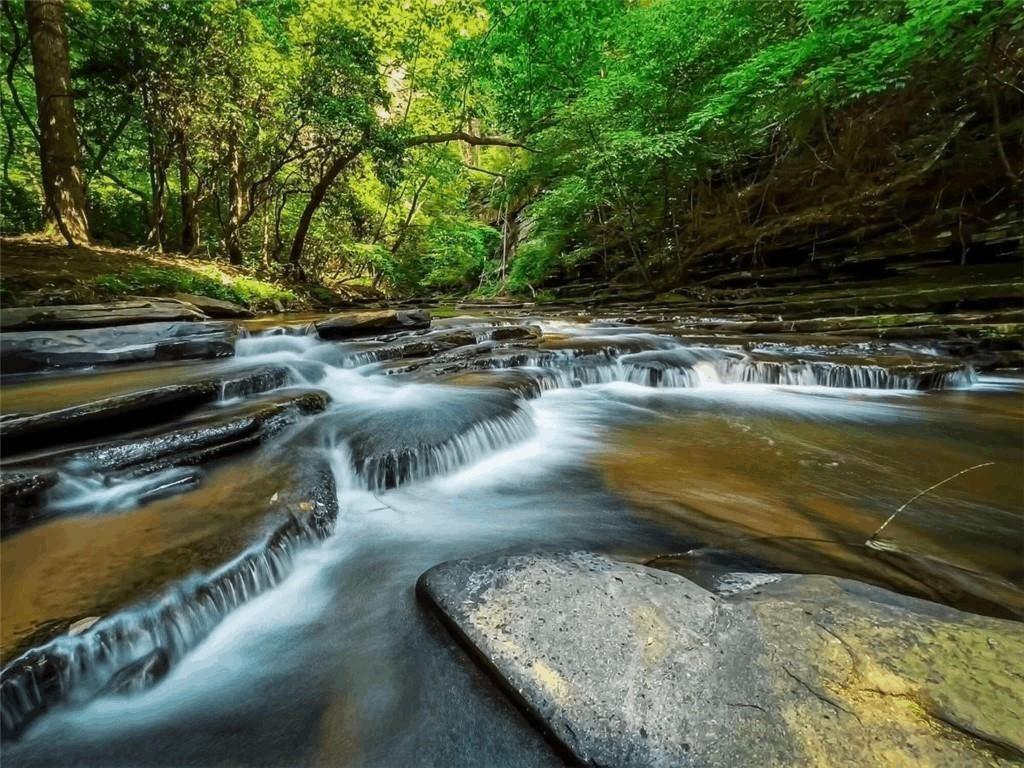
[0,462,337,740]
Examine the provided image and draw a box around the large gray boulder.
[0,298,207,331]
[418,552,1024,768]
[315,308,430,339]
[0,320,237,374]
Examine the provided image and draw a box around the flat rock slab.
[0,365,289,455]
[418,552,1024,768]
[0,452,339,739]
[315,308,430,339]
[0,298,207,331]
[0,320,237,374]
[173,293,254,319]
[317,386,531,490]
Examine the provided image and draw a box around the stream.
[2,310,1022,767]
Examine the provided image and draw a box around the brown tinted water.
[1,452,296,664]
[2,315,1022,767]
[0,360,225,414]
[596,383,1024,615]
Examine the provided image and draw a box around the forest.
[2,0,1020,299]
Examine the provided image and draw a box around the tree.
[23,0,88,243]
[5,0,1017,298]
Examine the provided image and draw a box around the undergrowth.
[92,265,296,309]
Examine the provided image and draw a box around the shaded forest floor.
[0,236,382,311]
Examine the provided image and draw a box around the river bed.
[2,310,1021,767]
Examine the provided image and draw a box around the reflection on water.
[594,382,1024,616]
[2,318,1022,767]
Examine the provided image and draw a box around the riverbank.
[0,236,382,312]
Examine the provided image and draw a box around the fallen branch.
[866,462,996,548]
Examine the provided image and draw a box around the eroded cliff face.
[524,82,1022,299]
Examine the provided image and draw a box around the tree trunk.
[142,87,167,251]
[146,140,167,250]
[286,132,522,273]
[287,148,361,274]
[24,0,88,244]
[260,202,271,269]
[224,134,245,265]
[177,130,198,253]
[271,191,288,263]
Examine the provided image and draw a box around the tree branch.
[93,167,147,200]
[464,162,505,177]
[3,0,39,144]
[405,131,532,150]
[83,111,132,181]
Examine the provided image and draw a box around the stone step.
[0,366,290,455]
[1,320,238,375]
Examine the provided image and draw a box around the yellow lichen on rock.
[752,589,1024,767]
[631,603,672,665]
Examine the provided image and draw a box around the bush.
[507,237,561,294]
[420,218,500,292]
[91,265,296,309]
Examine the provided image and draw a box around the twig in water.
[866,462,996,548]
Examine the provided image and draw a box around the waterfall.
[351,405,537,491]
[0,463,337,740]
[466,347,976,392]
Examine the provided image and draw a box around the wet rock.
[418,552,1024,768]
[172,293,254,319]
[456,301,533,309]
[102,648,170,695]
[0,320,237,374]
[71,391,328,475]
[358,327,481,363]
[437,369,552,399]
[0,366,289,455]
[0,298,207,331]
[0,453,339,740]
[1,392,322,537]
[0,470,58,528]
[709,311,1024,337]
[315,309,430,340]
[540,333,675,355]
[465,346,559,371]
[325,387,533,489]
[489,324,542,342]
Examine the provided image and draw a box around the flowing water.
[2,312,1022,767]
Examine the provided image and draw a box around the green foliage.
[91,265,295,308]
[506,237,561,294]
[475,0,1018,287]
[421,218,500,291]
[4,0,1016,298]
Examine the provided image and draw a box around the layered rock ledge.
[417,552,1024,768]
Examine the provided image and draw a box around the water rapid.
[1,314,1019,767]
